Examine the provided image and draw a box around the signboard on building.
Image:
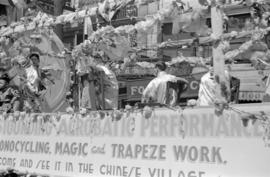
[125,75,201,101]
[126,78,153,100]
[36,0,54,14]
[93,0,138,29]
[37,0,75,15]
[0,104,270,177]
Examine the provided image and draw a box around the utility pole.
[54,0,65,40]
[211,2,228,102]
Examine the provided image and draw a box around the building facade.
[119,1,270,104]
[0,0,25,28]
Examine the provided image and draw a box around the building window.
[162,23,173,35]
[0,5,7,27]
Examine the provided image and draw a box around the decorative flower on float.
[142,106,153,119]
[170,2,210,36]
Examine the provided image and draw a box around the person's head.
[155,61,167,75]
[0,79,6,89]
[81,74,90,87]
[29,53,40,67]
[0,74,9,89]
[0,67,6,76]
[94,80,101,93]
[129,52,137,61]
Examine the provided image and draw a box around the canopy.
[0,0,10,6]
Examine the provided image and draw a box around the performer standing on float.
[142,61,188,106]
[16,52,44,112]
[0,71,21,112]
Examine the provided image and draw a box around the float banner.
[0,104,270,177]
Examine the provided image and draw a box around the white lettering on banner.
[131,86,145,95]
[190,80,199,90]
[129,80,200,97]
[0,105,269,177]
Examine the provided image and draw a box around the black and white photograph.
[0,0,270,176]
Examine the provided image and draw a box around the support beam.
[54,0,65,40]
[211,4,228,102]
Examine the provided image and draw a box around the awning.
[238,83,266,101]
[230,64,268,102]
[0,0,12,6]
[238,85,265,101]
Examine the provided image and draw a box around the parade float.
[0,0,270,177]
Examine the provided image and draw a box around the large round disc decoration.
[11,31,70,112]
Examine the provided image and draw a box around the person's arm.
[175,77,188,90]
[142,80,156,103]
[168,87,178,106]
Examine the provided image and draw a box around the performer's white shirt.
[197,71,230,106]
[25,65,39,93]
[142,71,177,104]
[197,72,216,106]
